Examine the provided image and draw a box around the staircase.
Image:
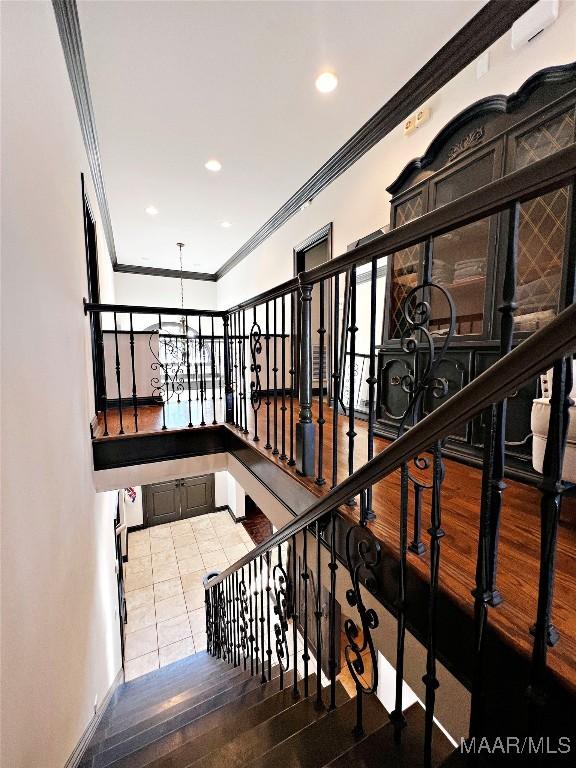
[79,651,455,768]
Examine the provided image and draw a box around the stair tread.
[324,702,454,768]
[104,665,250,737]
[106,670,297,768]
[92,669,282,768]
[245,693,386,768]
[183,681,349,768]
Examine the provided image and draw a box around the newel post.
[223,313,234,423]
[296,281,315,475]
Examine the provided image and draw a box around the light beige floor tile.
[125,585,155,611]
[154,577,183,602]
[125,570,154,592]
[157,614,191,648]
[150,537,175,555]
[151,550,177,568]
[216,531,244,546]
[124,650,159,681]
[193,529,219,543]
[202,550,230,569]
[155,594,188,623]
[190,518,214,531]
[181,570,206,592]
[188,607,206,634]
[124,555,152,576]
[159,637,196,667]
[149,525,173,539]
[126,603,156,634]
[125,625,158,661]
[170,519,192,530]
[128,540,151,559]
[153,562,180,583]
[175,545,201,562]
[223,544,249,562]
[128,529,150,545]
[172,533,198,550]
[184,588,205,612]
[178,556,205,575]
[196,538,222,555]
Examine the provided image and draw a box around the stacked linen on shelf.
[515,272,559,332]
[453,257,484,282]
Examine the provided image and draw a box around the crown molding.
[113,263,217,282]
[53,0,118,266]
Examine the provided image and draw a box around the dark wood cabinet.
[143,474,215,526]
[376,64,576,482]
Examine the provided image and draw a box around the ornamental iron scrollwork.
[272,559,290,674]
[344,523,381,704]
[397,280,455,555]
[250,321,263,421]
[238,575,250,667]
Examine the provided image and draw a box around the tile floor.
[123,511,255,681]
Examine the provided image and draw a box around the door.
[143,475,215,526]
[180,475,215,519]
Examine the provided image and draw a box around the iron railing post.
[296,281,315,475]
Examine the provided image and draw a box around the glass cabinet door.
[388,192,423,339]
[512,109,575,335]
[428,150,497,338]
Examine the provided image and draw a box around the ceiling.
[79,0,487,274]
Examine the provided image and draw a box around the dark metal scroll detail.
[344,523,381,736]
[272,558,290,680]
[238,575,250,669]
[250,320,263,442]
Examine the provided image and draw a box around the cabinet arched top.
[387,62,576,197]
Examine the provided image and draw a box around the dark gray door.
[143,475,215,527]
[143,480,181,526]
[180,476,214,519]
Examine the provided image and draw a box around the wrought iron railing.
[204,298,576,764]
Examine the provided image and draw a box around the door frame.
[142,474,216,527]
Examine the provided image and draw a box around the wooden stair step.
[183,681,349,768]
[246,694,386,768]
[91,669,281,768]
[105,670,297,768]
[324,703,454,768]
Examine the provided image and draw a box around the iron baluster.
[233,313,239,427]
[199,316,206,426]
[328,510,338,710]
[302,527,310,697]
[315,519,323,709]
[239,567,249,670]
[259,554,266,681]
[346,266,357,501]
[211,317,217,425]
[331,273,340,488]
[288,291,296,466]
[98,315,109,436]
[297,282,315,476]
[248,559,255,675]
[185,316,193,428]
[254,557,260,675]
[291,534,300,700]
[409,483,426,555]
[529,357,573,705]
[128,312,139,433]
[273,543,290,690]
[365,257,378,520]
[113,312,124,434]
[250,306,262,442]
[272,298,279,455]
[265,301,272,449]
[223,314,233,423]
[344,521,381,738]
[316,280,326,485]
[391,462,409,739]
[266,550,273,681]
[242,310,248,434]
[280,294,287,460]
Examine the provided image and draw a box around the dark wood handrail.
[206,300,576,586]
[83,299,225,318]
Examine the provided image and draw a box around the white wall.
[114,270,217,310]
[216,3,576,309]
[1,4,122,767]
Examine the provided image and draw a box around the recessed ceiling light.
[315,71,338,94]
[220,221,232,228]
[204,159,222,172]
[145,205,158,216]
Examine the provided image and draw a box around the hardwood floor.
[95,394,576,694]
